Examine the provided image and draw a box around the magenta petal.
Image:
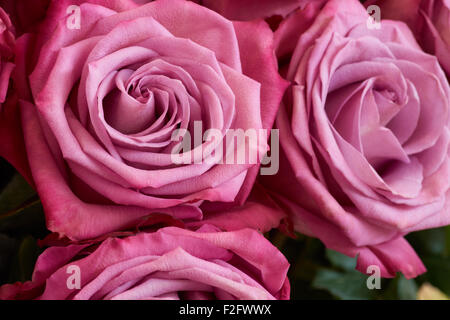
[356,237,426,279]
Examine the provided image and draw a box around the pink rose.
[0,8,31,185]
[6,0,287,240]
[0,7,14,108]
[365,0,450,75]
[0,226,290,300]
[264,0,450,278]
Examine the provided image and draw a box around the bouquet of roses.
[0,0,448,301]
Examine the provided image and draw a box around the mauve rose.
[0,7,14,109]
[4,0,287,240]
[365,0,450,75]
[0,7,30,184]
[0,225,290,300]
[263,0,450,278]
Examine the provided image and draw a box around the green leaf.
[0,233,19,284]
[397,275,418,300]
[312,268,377,300]
[326,249,357,271]
[0,200,46,237]
[445,226,450,257]
[406,228,446,257]
[289,237,327,282]
[290,278,334,300]
[0,174,36,214]
[421,256,450,296]
[8,236,40,283]
[382,277,402,300]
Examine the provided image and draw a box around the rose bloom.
[3,0,287,240]
[366,0,450,75]
[263,0,450,278]
[0,225,290,300]
[0,7,30,183]
[0,7,14,109]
